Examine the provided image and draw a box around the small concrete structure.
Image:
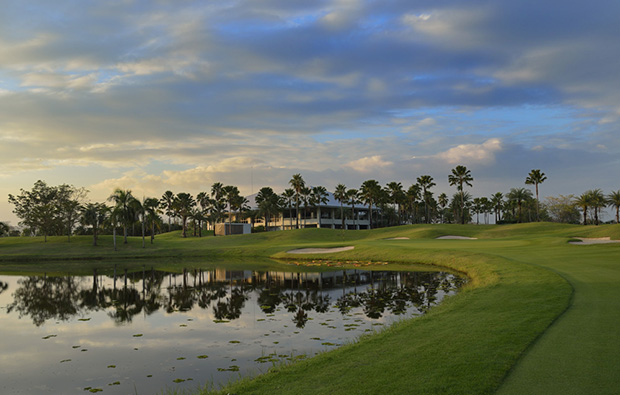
[215,223,251,236]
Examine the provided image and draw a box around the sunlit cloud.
[436,138,503,165]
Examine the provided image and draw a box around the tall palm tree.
[173,192,196,238]
[143,197,160,243]
[608,190,620,224]
[300,185,312,227]
[386,181,405,226]
[81,202,108,246]
[334,184,348,230]
[491,192,504,223]
[159,191,176,232]
[407,184,421,224]
[222,185,240,233]
[107,188,134,244]
[131,197,147,248]
[289,174,305,229]
[507,188,533,223]
[574,193,591,225]
[417,175,436,224]
[281,188,295,230]
[437,192,448,224]
[210,182,226,224]
[310,186,329,228]
[448,165,473,224]
[588,189,606,226]
[347,189,360,230]
[256,187,280,231]
[525,169,547,222]
[360,180,381,229]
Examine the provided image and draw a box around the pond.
[0,263,464,394]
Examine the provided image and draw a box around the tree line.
[3,166,620,242]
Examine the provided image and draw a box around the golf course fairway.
[1,223,619,394]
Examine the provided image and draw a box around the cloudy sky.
[2,0,619,224]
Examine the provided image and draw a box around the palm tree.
[107,188,134,244]
[437,193,448,224]
[310,186,329,228]
[608,190,620,224]
[300,186,312,227]
[525,169,547,222]
[131,197,147,248]
[507,188,533,223]
[347,189,360,230]
[491,192,504,223]
[289,174,305,229]
[210,182,226,224]
[222,185,240,233]
[159,190,176,232]
[281,188,295,230]
[417,175,436,224]
[574,193,591,225]
[588,189,606,226]
[448,165,473,224]
[173,192,196,238]
[196,192,212,235]
[386,182,405,226]
[143,197,160,243]
[407,184,421,224]
[334,184,348,230]
[360,180,381,229]
[255,187,280,231]
[81,202,108,246]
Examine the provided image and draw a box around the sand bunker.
[436,235,478,240]
[386,237,410,240]
[286,246,355,254]
[569,237,620,245]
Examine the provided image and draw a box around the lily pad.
[197,355,209,359]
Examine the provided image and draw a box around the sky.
[2,0,620,225]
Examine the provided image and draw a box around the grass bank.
[1,223,619,394]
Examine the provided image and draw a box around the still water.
[0,265,463,394]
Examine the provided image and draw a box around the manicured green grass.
[2,223,620,394]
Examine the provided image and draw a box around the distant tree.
[608,190,620,224]
[491,192,504,223]
[210,182,226,224]
[386,181,405,226]
[574,193,591,226]
[255,187,281,231]
[143,197,161,243]
[406,184,421,224]
[57,184,88,242]
[0,221,9,237]
[347,189,360,229]
[416,175,436,224]
[588,189,606,226]
[334,184,348,230]
[281,188,295,230]
[173,192,196,238]
[310,186,329,228]
[289,174,305,229]
[507,188,533,223]
[525,169,547,222]
[437,192,449,224]
[360,180,381,229]
[8,180,73,242]
[107,188,134,244]
[543,195,580,224]
[159,191,176,232]
[81,202,108,246]
[448,166,473,224]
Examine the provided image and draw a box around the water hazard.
[0,264,464,394]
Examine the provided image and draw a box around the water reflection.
[6,268,464,327]
[0,266,464,394]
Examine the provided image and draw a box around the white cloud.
[436,138,503,165]
[345,155,393,173]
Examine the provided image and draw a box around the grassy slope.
[1,223,619,394]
